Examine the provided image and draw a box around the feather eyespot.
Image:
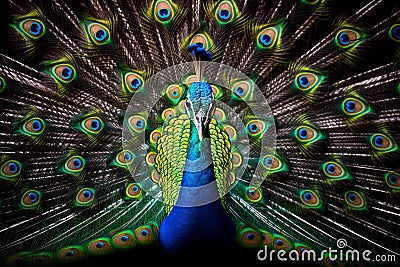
[124,72,144,93]
[64,155,86,174]
[295,125,317,142]
[23,117,45,135]
[237,227,262,247]
[146,151,157,166]
[294,72,321,91]
[246,120,266,137]
[116,150,134,166]
[0,77,6,92]
[111,230,136,249]
[273,235,293,251]
[215,1,237,24]
[261,230,274,247]
[223,125,237,140]
[344,191,366,210]
[20,190,41,209]
[161,108,176,122]
[322,161,351,181]
[389,24,400,41]
[75,188,95,206]
[17,19,45,39]
[342,97,369,116]
[126,183,142,200]
[232,80,253,100]
[1,160,22,180]
[51,64,76,83]
[154,0,175,23]
[213,108,226,122]
[335,29,362,48]
[128,115,147,133]
[370,133,396,152]
[245,187,262,202]
[134,225,155,245]
[166,85,184,103]
[87,238,112,255]
[257,26,279,49]
[231,152,242,167]
[151,171,161,184]
[85,22,110,45]
[57,246,85,262]
[81,117,104,134]
[300,190,321,208]
[262,155,282,171]
[385,173,400,190]
[190,34,212,51]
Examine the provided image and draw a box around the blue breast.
[159,123,235,254]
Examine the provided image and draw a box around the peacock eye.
[20,190,41,209]
[215,1,237,24]
[51,64,76,83]
[262,155,282,171]
[223,125,237,140]
[116,150,134,165]
[153,0,175,24]
[257,26,280,49]
[87,238,111,254]
[23,117,45,135]
[323,161,344,177]
[161,108,176,122]
[0,76,5,92]
[134,225,155,245]
[64,155,86,174]
[1,160,22,179]
[126,183,142,199]
[245,187,262,202]
[370,133,396,152]
[335,29,362,48]
[302,0,320,4]
[190,34,212,51]
[295,125,317,142]
[111,230,136,249]
[389,24,400,42]
[385,172,400,190]
[85,22,111,45]
[128,115,147,133]
[231,152,242,167]
[273,235,293,251]
[341,97,369,116]
[166,84,184,103]
[151,170,161,184]
[17,18,45,39]
[146,151,157,166]
[300,190,321,208]
[213,108,226,122]
[75,188,95,206]
[124,72,144,93]
[57,246,84,262]
[246,120,266,137]
[81,117,104,134]
[232,80,253,100]
[238,228,262,248]
[344,191,366,210]
[294,72,321,92]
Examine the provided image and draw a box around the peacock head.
[185,81,216,140]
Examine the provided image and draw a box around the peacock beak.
[195,115,210,141]
[194,109,210,141]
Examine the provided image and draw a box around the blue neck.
[159,122,235,254]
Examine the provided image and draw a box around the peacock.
[0,0,400,266]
